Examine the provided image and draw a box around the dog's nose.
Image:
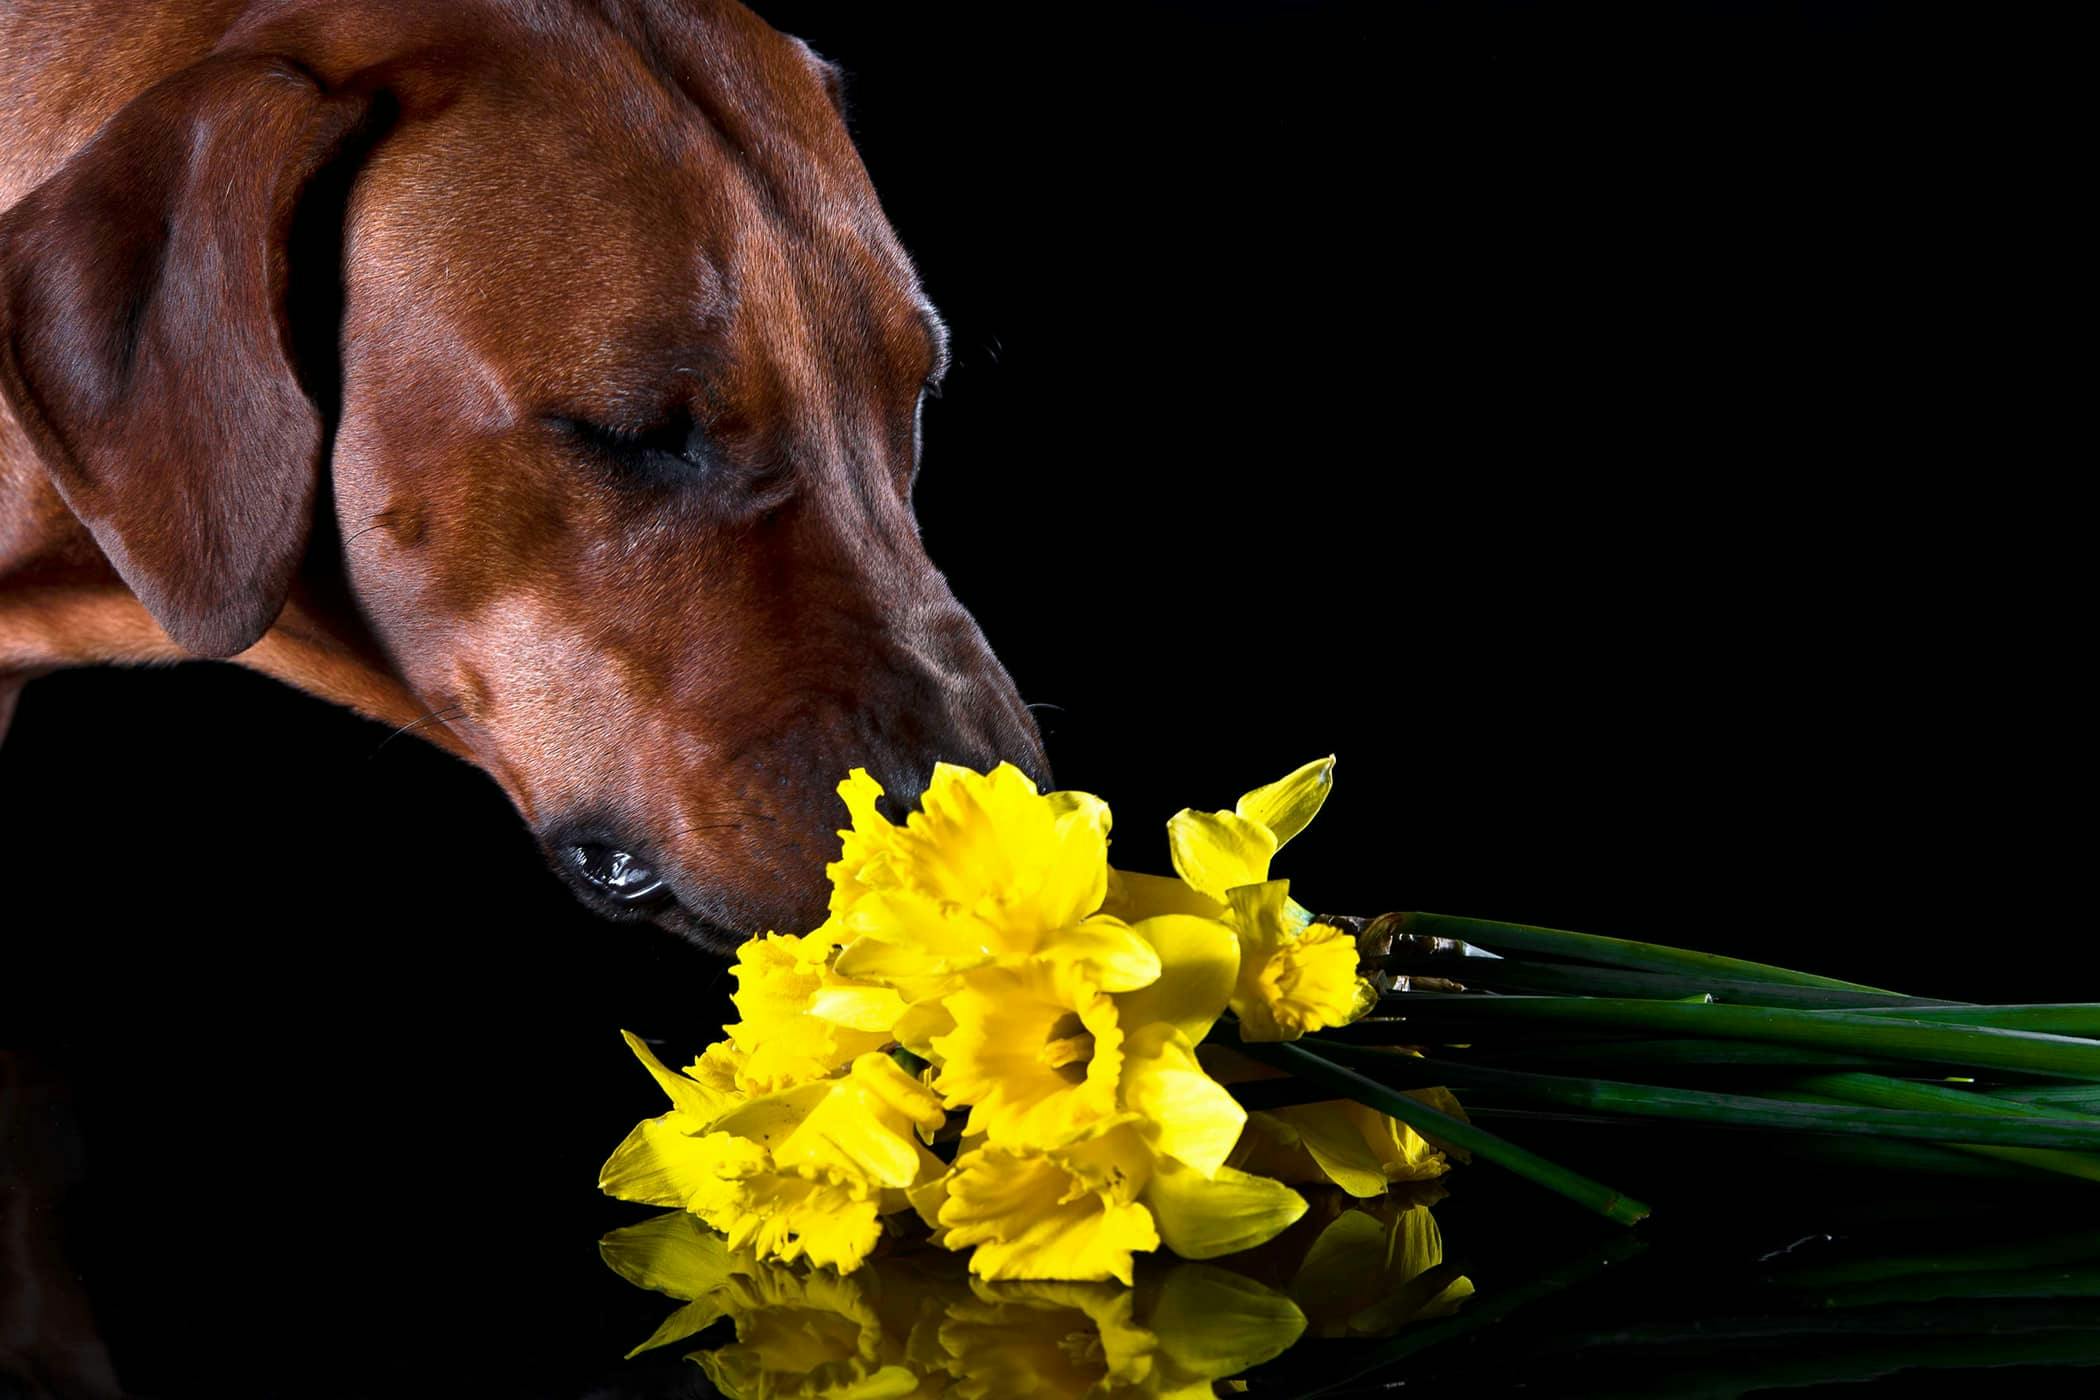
[561,842,671,906]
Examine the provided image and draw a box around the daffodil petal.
[599,1115,768,1216]
[939,1133,1158,1286]
[1146,1263,1307,1380]
[892,997,956,1061]
[1143,1157,1307,1260]
[807,983,911,1033]
[722,1172,886,1273]
[772,1054,949,1190]
[621,1029,736,1122]
[1059,917,1166,994]
[1234,756,1335,849]
[599,1208,739,1301]
[1115,915,1240,1044]
[628,1297,730,1359]
[1167,808,1279,904]
[1104,867,1228,923]
[709,1080,834,1153]
[1272,1103,1388,1198]
[1121,1023,1245,1179]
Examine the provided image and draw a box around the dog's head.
[0,1,1046,949]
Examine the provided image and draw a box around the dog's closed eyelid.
[544,413,711,474]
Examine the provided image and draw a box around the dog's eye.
[551,414,711,479]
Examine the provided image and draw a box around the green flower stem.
[1835,1004,2100,1035]
[1381,959,1953,1010]
[1453,1038,1938,1073]
[1777,1089,2100,1184]
[1387,912,1906,995]
[1233,1038,1652,1226]
[1374,996,2100,1079]
[1994,1084,2100,1110]
[1785,1072,2100,1183]
[1793,1072,2100,1122]
[1301,1042,2100,1151]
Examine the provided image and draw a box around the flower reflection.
[601,1189,1469,1397]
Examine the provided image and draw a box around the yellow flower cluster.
[602,758,1450,1282]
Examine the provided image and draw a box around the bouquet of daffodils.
[605,757,2100,1285]
[602,758,1462,1283]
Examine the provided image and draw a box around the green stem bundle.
[1270,910,2100,1226]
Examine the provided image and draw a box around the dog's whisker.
[342,511,402,548]
[668,808,780,841]
[1024,701,1065,714]
[370,704,466,756]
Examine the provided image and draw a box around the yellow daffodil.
[829,764,1161,997]
[916,1120,1162,1285]
[725,930,904,1094]
[914,1115,1309,1283]
[603,1045,947,1274]
[1136,757,1376,1041]
[1224,882,1377,1041]
[928,955,1126,1148]
[924,912,1244,1154]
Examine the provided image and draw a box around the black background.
[1,4,2065,1397]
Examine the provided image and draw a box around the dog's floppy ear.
[0,56,370,657]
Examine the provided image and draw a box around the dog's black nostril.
[566,845,670,905]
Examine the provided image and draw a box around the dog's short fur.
[0,0,1047,949]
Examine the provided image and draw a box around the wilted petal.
[1143,1157,1308,1260]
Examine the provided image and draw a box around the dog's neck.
[0,407,470,758]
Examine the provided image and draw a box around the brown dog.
[0,0,1046,951]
